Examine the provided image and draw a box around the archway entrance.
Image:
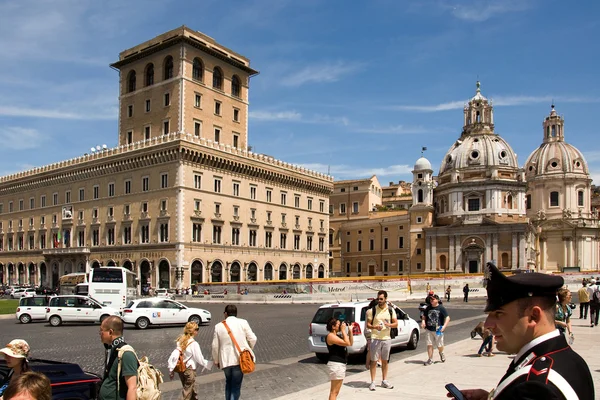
[91,261,100,269]
[191,261,203,285]
[8,263,14,285]
[107,260,116,267]
[463,240,484,274]
[0,263,4,284]
[230,262,240,282]
[140,261,151,290]
[211,262,223,283]
[18,263,24,285]
[158,260,170,288]
[123,260,133,271]
[28,263,36,286]
[318,264,325,278]
[63,261,72,275]
[40,263,47,287]
[247,263,257,281]
[51,263,59,289]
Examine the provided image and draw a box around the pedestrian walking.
[98,316,138,400]
[421,294,450,365]
[476,327,494,357]
[445,285,451,302]
[589,280,600,327]
[555,288,573,343]
[0,339,31,397]
[365,290,397,391]
[2,371,51,400]
[325,317,353,400]
[578,281,590,319]
[463,283,469,302]
[212,305,257,400]
[168,322,211,400]
[455,262,594,400]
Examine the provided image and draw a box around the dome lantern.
[542,103,565,143]
[463,81,495,136]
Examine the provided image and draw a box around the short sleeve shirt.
[367,306,392,341]
[99,350,138,400]
[424,305,449,332]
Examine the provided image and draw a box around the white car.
[308,301,420,362]
[155,288,174,299]
[11,288,36,299]
[45,295,121,327]
[16,296,51,324]
[122,298,211,329]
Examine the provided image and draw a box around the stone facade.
[0,26,333,289]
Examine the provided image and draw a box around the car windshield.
[86,296,103,307]
[312,307,356,324]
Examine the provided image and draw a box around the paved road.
[0,299,487,399]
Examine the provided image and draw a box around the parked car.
[11,288,36,299]
[122,297,212,329]
[308,301,420,362]
[16,296,52,324]
[155,288,174,299]
[1,358,101,399]
[45,295,121,327]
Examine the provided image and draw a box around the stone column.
[564,238,569,269]
[449,236,455,271]
[485,235,492,264]
[512,233,518,269]
[519,233,526,268]
[492,234,498,263]
[455,236,461,271]
[425,236,431,272]
[431,236,437,271]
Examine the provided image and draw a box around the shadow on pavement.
[344,380,371,389]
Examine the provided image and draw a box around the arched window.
[192,58,203,81]
[417,189,423,203]
[145,63,154,86]
[550,191,559,207]
[127,70,136,93]
[231,75,241,97]
[279,264,287,280]
[212,67,223,90]
[164,56,174,80]
[578,190,585,207]
[506,194,513,209]
[264,263,273,281]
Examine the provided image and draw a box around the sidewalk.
[275,319,600,399]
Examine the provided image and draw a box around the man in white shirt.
[588,279,600,327]
[212,305,257,400]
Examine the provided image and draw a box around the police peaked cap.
[484,262,563,312]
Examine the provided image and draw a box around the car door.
[150,300,171,325]
[29,297,48,320]
[56,296,78,321]
[75,297,98,322]
[163,300,185,323]
[392,307,410,344]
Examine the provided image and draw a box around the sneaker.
[440,353,446,363]
[382,380,394,389]
[424,359,433,366]
[369,382,376,391]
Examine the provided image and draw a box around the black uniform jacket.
[493,331,594,400]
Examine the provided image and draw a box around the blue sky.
[1,0,599,184]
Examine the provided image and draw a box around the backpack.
[117,345,163,400]
[593,289,600,305]
[173,340,191,373]
[371,306,398,339]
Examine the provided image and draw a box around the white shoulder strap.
[493,365,579,400]
[116,345,138,392]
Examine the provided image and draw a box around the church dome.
[524,105,589,178]
[440,134,518,174]
[414,157,432,171]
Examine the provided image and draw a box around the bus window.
[91,269,123,283]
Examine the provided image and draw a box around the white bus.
[88,267,137,310]
[59,273,87,296]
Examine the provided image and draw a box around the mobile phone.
[445,383,465,400]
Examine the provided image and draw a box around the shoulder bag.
[222,320,255,374]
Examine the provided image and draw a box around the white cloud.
[249,110,302,121]
[300,163,412,179]
[583,152,600,163]
[0,127,45,150]
[0,106,115,120]
[281,61,364,87]
[447,0,534,22]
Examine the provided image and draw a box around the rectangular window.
[93,185,99,200]
[194,93,202,108]
[249,229,257,247]
[194,199,201,211]
[233,134,239,149]
[8,201,13,212]
[307,235,313,250]
[399,260,404,272]
[194,174,202,189]
[41,195,46,208]
[214,128,220,142]
[212,226,222,244]
[142,177,149,192]
[340,203,346,214]
[160,200,167,211]
[194,120,202,137]
[52,193,58,206]
[233,182,240,196]
[318,237,324,251]
[214,178,221,193]
[294,234,300,250]
[266,189,272,203]
[108,183,115,197]
[145,99,151,112]
[145,126,151,140]
[358,262,362,273]
[127,131,133,144]
[307,198,313,210]
[215,101,221,115]
[92,229,100,246]
[250,186,257,200]
[231,228,240,245]
[164,93,170,107]
[78,230,85,247]
[40,233,46,249]
[192,223,202,242]
[346,242,350,252]
[358,240,362,251]
[353,202,359,213]
[233,108,240,122]
[320,201,325,213]
[124,204,130,215]
[107,227,115,245]
[30,197,35,209]
[370,239,374,251]
[384,237,388,250]
[140,224,150,244]
[383,260,388,272]
[159,223,169,242]
[417,248,422,255]
[294,196,300,208]
[161,173,168,189]
[550,192,559,207]
[417,262,422,270]
[163,120,170,135]
[281,192,287,205]
[468,198,480,211]
[127,105,133,117]
[399,237,404,248]
[266,211,272,222]
[108,206,114,217]
[280,233,287,249]
[125,180,131,194]
[123,226,131,245]
[265,232,272,248]
[578,191,584,207]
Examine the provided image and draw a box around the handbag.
[222,320,255,374]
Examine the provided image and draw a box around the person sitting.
[0,339,31,397]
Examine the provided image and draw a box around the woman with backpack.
[168,322,211,400]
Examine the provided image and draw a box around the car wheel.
[189,315,201,325]
[100,314,109,323]
[136,317,150,329]
[315,353,329,363]
[49,315,62,327]
[19,314,32,324]
[406,329,419,350]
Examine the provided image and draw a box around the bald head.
[101,316,123,335]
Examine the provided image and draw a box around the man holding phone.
[365,290,397,391]
[452,262,594,400]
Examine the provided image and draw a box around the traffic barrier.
[272,294,292,299]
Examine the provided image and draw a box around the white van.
[16,296,51,323]
[45,295,121,327]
